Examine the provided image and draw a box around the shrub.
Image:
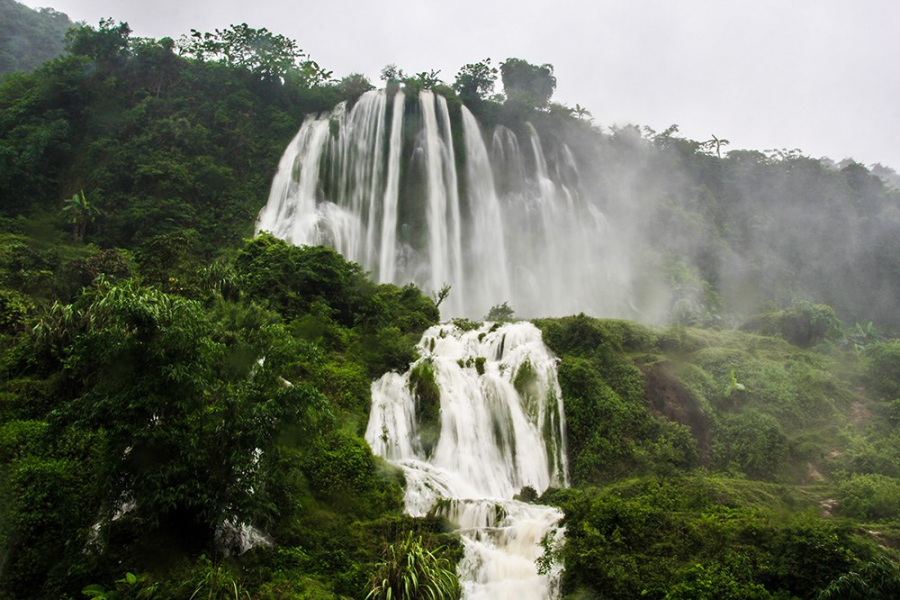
[712,411,789,479]
[740,302,841,348]
[864,341,900,399]
[837,474,900,520]
[365,533,459,600]
[302,430,403,518]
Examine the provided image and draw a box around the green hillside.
[0,0,72,76]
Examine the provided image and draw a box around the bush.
[365,533,460,600]
[0,289,33,335]
[837,474,900,520]
[665,562,772,600]
[864,341,900,399]
[817,556,900,600]
[740,302,842,348]
[302,430,404,518]
[712,411,789,479]
[485,301,515,322]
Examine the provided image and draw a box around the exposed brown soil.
[804,461,826,484]
[642,362,712,465]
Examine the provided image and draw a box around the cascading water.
[257,88,635,320]
[366,321,568,599]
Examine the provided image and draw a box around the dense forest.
[0,0,72,76]
[1,5,900,600]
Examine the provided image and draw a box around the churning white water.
[257,89,633,319]
[365,321,568,599]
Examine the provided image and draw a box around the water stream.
[365,321,568,599]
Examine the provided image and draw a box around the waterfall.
[258,88,635,320]
[366,321,568,599]
[379,89,404,284]
[419,91,465,316]
[462,107,512,317]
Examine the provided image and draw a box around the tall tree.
[453,58,497,103]
[500,58,556,108]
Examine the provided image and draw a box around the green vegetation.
[0,0,72,76]
[485,301,515,322]
[1,13,899,600]
[0,233,441,598]
[533,314,900,598]
[365,533,459,600]
[408,360,441,455]
[543,478,873,599]
[740,302,842,348]
[499,58,556,108]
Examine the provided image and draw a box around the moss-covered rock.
[409,360,442,456]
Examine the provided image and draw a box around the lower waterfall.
[365,321,568,599]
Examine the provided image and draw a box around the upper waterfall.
[258,88,633,319]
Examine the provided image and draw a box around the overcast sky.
[20,0,900,169]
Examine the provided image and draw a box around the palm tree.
[573,103,593,122]
[62,189,100,241]
[702,134,730,158]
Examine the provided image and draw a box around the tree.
[38,278,330,542]
[432,283,451,308]
[338,72,375,99]
[62,189,100,241]
[453,59,497,103]
[485,301,515,322]
[176,23,326,83]
[379,64,404,83]
[573,103,593,122]
[406,69,442,91]
[64,18,131,70]
[701,134,730,158]
[500,58,556,108]
[0,0,73,75]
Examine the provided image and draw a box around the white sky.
[19,0,900,169]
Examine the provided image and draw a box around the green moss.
[513,359,539,419]
[513,359,536,396]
